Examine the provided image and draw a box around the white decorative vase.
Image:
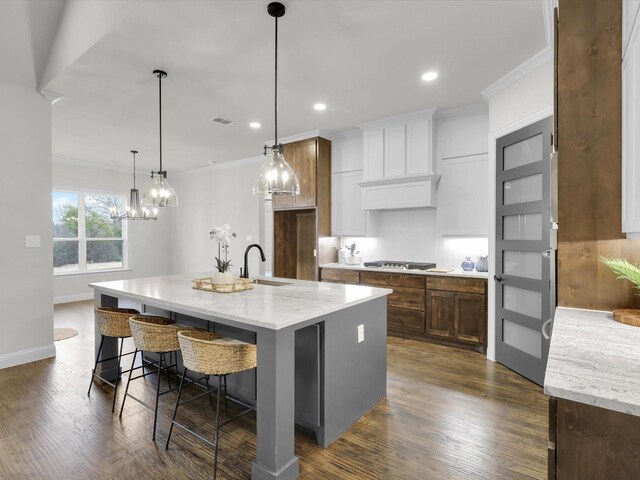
[346,255,362,265]
[212,271,234,285]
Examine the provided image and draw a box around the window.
[53,191,127,275]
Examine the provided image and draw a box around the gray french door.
[495,116,553,386]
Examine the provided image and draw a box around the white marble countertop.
[544,306,640,417]
[90,273,392,331]
[320,263,489,280]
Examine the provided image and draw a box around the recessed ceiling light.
[313,103,327,111]
[421,71,438,82]
[249,122,261,128]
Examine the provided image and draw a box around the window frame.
[53,188,129,276]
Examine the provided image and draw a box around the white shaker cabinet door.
[332,171,366,236]
[362,128,384,180]
[406,118,433,175]
[384,124,407,178]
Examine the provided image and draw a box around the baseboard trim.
[0,344,56,370]
[54,293,93,304]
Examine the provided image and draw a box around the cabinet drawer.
[320,268,360,284]
[380,287,424,311]
[426,276,486,294]
[360,271,424,289]
[388,308,425,333]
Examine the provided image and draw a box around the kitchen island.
[90,274,391,480]
[545,307,640,479]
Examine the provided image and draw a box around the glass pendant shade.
[253,146,300,195]
[142,171,178,207]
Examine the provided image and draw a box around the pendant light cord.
[274,14,278,148]
[158,72,164,175]
[132,151,136,189]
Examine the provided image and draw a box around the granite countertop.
[90,273,392,331]
[544,306,640,417]
[320,263,489,280]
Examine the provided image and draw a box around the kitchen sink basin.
[252,279,292,287]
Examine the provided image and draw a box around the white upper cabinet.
[624,0,640,58]
[357,109,439,210]
[623,4,640,238]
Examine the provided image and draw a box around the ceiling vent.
[211,117,233,125]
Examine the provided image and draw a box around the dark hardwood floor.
[0,301,547,479]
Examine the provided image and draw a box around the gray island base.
[90,274,391,480]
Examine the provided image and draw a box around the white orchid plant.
[209,224,237,273]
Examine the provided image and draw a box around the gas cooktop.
[363,260,436,271]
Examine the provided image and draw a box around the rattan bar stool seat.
[165,330,257,479]
[88,307,143,412]
[120,315,206,441]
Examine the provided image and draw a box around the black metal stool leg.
[205,375,216,411]
[223,375,229,416]
[152,353,164,441]
[87,335,105,396]
[111,337,125,413]
[119,348,138,418]
[213,375,222,480]
[165,367,188,450]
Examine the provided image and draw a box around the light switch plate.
[25,235,41,248]
[357,324,364,343]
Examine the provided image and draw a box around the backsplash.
[340,209,488,269]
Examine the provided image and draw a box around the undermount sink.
[252,279,292,287]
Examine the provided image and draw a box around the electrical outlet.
[25,235,40,248]
[357,324,364,343]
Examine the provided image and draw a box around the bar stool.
[119,315,186,440]
[166,330,257,479]
[88,307,142,412]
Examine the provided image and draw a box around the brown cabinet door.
[272,139,317,209]
[454,293,486,344]
[293,138,317,208]
[426,291,455,338]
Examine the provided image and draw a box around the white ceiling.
[48,0,547,172]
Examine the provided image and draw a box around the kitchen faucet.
[241,244,266,279]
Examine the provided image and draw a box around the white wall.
[168,159,265,278]
[340,106,490,269]
[52,161,172,303]
[0,80,55,368]
[485,58,554,361]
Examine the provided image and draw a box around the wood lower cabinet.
[549,397,640,479]
[320,267,487,349]
[426,291,454,337]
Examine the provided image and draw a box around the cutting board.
[613,309,640,327]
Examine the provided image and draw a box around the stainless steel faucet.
[241,244,266,279]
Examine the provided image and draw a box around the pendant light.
[253,2,300,196]
[110,150,158,220]
[142,69,178,207]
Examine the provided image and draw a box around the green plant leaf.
[600,257,640,290]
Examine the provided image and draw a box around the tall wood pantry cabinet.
[273,137,333,281]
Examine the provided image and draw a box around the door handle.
[542,318,552,340]
[542,250,552,258]
[494,275,503,282]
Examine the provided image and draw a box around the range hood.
[356,108,439,210]
[358,173,440,210]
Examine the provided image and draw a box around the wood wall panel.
[558,0,640,310]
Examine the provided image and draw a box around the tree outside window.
[53,191,126,274]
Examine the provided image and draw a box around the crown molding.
[480,47,553,102]
[263,129,336,145]
[438,103,488,120]
[171,155,264,177]
[53,156,132,173]
[356,107,438,130]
